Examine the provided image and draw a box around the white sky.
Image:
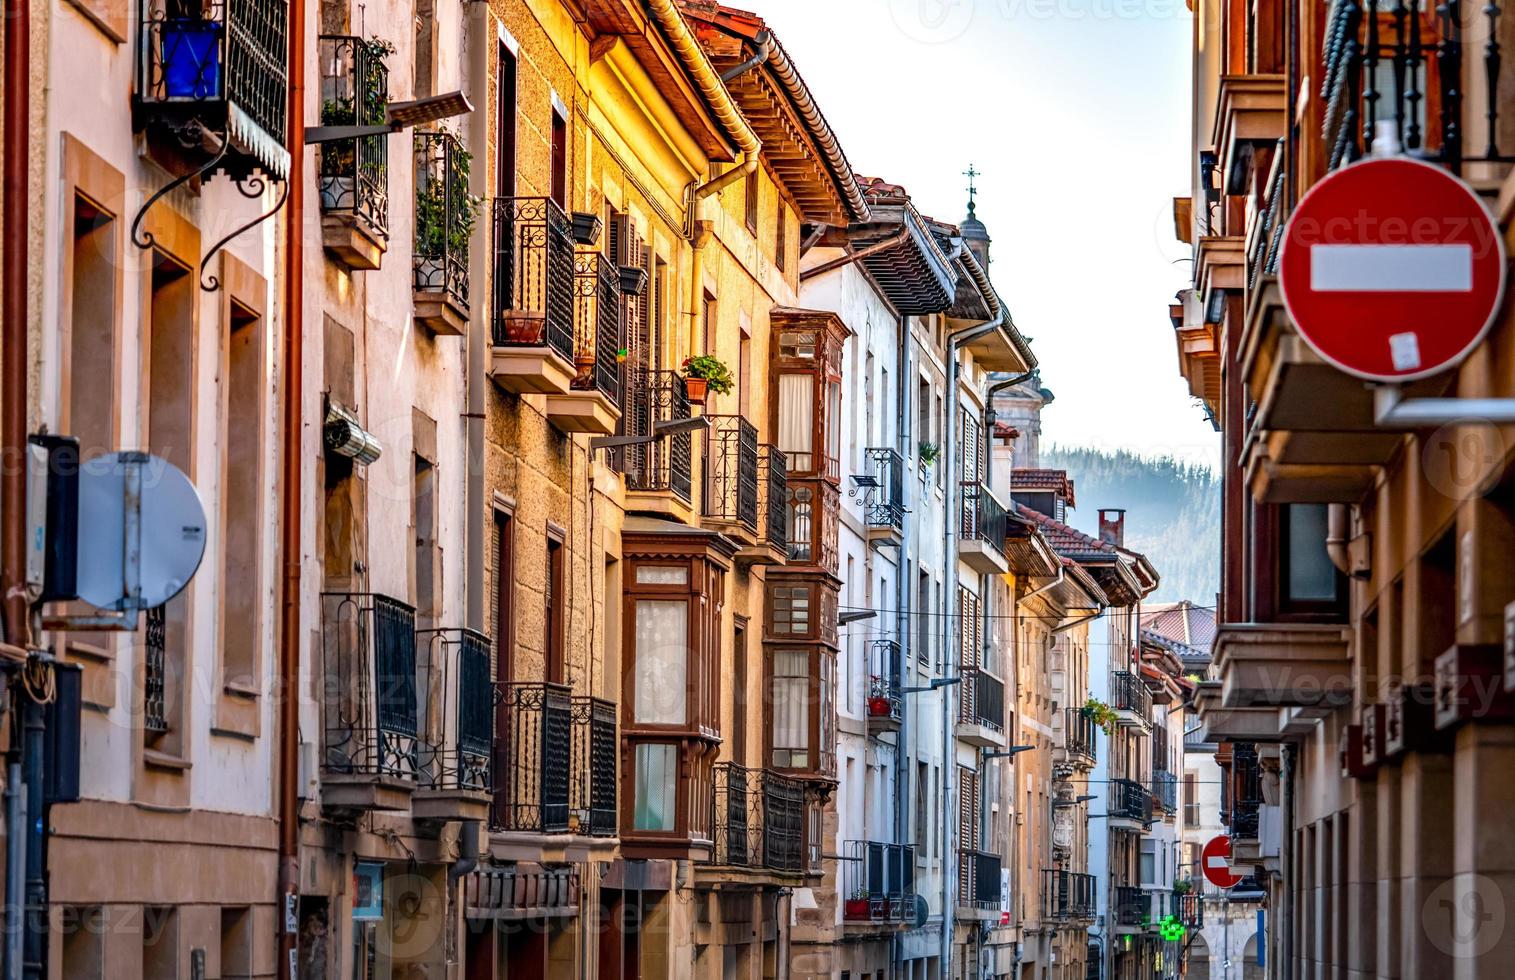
[752,0,1220,467]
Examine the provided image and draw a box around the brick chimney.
[1098,509,1126,548]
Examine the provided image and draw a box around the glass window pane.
[633,743,677,831]
[779,373,815,470]
[1286,504,1337,602]
[772,649,810,765]
[636,564,688,586]
[634,599,687,724]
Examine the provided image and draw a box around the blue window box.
[161,20,222,100]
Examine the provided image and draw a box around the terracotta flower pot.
[684,377,709,405]
[500,314,546,345]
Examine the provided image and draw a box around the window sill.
[143,748,191,773]
[223,680,261,700]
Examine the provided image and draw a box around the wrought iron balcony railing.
[1111,670,1153,722]
[867,639,903,728]
[1178,889,1204,928]
[959,666,1005,733]
[414,130,471,309]
[570,252,623,403]
[1229,742,1263,839]
[1322,0,1512,173]
[1063,705,1097,764]
[760,445,789,553]
[1114,885,1148,927]
[852,447,905,529]
[708,763,806,873]
[492,197,575,359]
[704,416,759,531]
[1152,769,1178,813]
[623,368,693,503]
[958,849,1003,912]
[135,0,290,176]
[1042,869,1097,922]
[320,593,419,781]
[416,628,492,792]
[317,35,390,236]
[842,840,916,923]
[488,685,617,837]
[1109,778,1154,825]
[960,480,1009,556]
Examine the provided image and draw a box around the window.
[771,586,811,635]
[414,0,437,97]
[915,762,929,849]
[550,107,567,207]
[493,510,515,683]
[633,743,678,831]
[546,535,565,683]
[69,193,118,460]
[1183,772,1199,826]
[744,168,758,233]
[732,620,748,761]
[770,648,810,768]
[775,202,788,271]
[700,291,715,358]
[958,587,981,670]
[917,571,932,665]
[633,599,687,724]
[1282,503,1337,602]
[412,452,438,631]
[497,44,517,197]
[1139,840,1157,886]
[738,320,752,417]
[220,300,263,691]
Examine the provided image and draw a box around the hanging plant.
[1081,697,1119,735]
[681,354,735,395]
[918,441,941,465]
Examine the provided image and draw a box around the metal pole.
[20,698,43,980]
[5,762,24,980]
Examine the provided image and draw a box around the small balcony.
[1151,769,1177,815]
[1062,705,1097,769]
[1177,888,1204,929]
[133,0,290,180]
[1111,671,1152,728]
[622,368,695,519]
[703,416,760,542]
[1213,623,1352,709]
[490,197,576,394]
[412,130,471,335]
[956,666,1006,747]
[956,849,1003,920]
[784,478,840,574]
[317,35,390,269]
[319,593,418,812]
[490,682,618,859]
[703,763,807,880]
[1226,743,1263,842]
[543,252,623,434]
[851,447,905,547]
[737,445,789,566]
[866,639,903,735]
[413,628,494,824]
[959,481,1009,574]
[842,840,916,926]
[1114,885,1147,931]
[1042,869,1096,923]
[1108,778,1153,833]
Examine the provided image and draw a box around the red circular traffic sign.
[1202,835,1243,889]
[1278,156,1507,383]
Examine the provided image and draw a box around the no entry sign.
[1278,157,1507,382]
[1202,834,1244,889]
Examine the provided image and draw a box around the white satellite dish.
[75,452,207,612]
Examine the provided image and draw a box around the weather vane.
[964,164,980,216]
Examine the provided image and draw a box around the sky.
[749,0,1220,467]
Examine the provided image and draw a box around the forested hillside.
[1041,446,1219,606]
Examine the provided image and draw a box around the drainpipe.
[719,30,771,82]
[465,1,488,631]
[890,309,911,979]
[1280,744,1296,980]
[276,0,308,971]
[447,822,481,886]
[1,0,32,655]
[1325,505,1350,577]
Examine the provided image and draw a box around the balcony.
[490,197,576,394]
[784,478,840,574]
[319,593,418,812]
[1226,743,1263,841]
[956,666,1006,748]
[703,763,806,880]
[1062,705,1097,769]
[1111,671,1152,728]
[703,416,760,542]
[1114,885,1147,931]
[866,639,903,735]
[622,368,695,518]
[956,849,1003,920]
[1108,778,1153,833]
[133,0,289,180]
[1213,623,1352,709]
[1434,643,1515,731]
[1211,74,1286,194]
[316,35,390,269]
[543,252,623,434]
[737,445,789,566]
[413,628,493,824]
[491,682,618,859]
[1042,869,1096,923]
[842,840,916,926]
[851,447,906,547]
[959,481,1010,574]
[412,131,471,335]
[1177,889,1204,929]
[1151,769,1177,815]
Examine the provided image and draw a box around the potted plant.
[918,441,940,466]
[162,17,222,99]
[681,354,733,405]
[1080,697,1120,736]
[619,264,649,297]
[1173,879,1193,895]
[414,131,482,292]
[320,37,394,211]
[843,888,871,921]
[571,211,604,246]
[500,314,547,345]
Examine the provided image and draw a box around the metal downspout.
[1,0,32,655]
[1281,743,1296,980]
[465,0,489,633]
[893,309,910,977]
[719,31,771,82]
[276,0,308,971]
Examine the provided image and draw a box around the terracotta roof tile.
[1011,469,1076,508]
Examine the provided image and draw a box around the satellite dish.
[75,452,207,612]
[909,893,929,929]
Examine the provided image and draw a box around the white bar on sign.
[1310,244,1474,292]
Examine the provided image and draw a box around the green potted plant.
[414,130,482,292]
[918,441,941,466]
[320,37,394,211]
[1080,697,1119,736]
[1173,879,1193,895]
[681,354,733,405]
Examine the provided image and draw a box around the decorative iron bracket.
[199,175,290,292]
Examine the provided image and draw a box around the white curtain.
[779,373,814,466]
[634,599,687,724]
[772,649,809,767]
